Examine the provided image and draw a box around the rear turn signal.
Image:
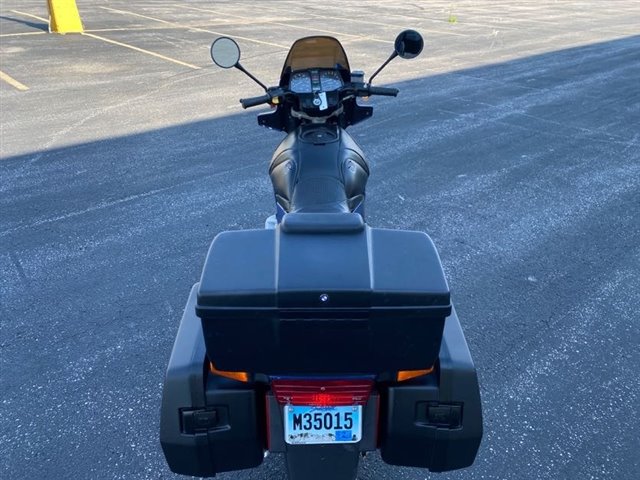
[209,362,250,383]
[396,366,434,382]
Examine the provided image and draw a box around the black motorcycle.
[160,30,482,480]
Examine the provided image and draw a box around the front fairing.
[259,36,372,133]
[279,36,351,87]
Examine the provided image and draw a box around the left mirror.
[210,37,240,69]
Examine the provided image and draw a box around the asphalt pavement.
[1,1,639,479]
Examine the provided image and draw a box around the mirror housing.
[210,37,268,91]
[394,29,424,59]
[369,30,424,84]
[210,37,241,69]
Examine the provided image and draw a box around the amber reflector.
[396,366,434,382]
[209,362,250,382]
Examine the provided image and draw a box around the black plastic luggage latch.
[181,408,219,434]
[418,402,463,429]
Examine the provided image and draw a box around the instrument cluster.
[289,69,343,94]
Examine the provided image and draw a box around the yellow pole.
[47,0,84,34]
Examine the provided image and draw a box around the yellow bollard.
[47,0,84,34]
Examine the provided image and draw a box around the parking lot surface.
[1,1,639,479]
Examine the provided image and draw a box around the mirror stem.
[235,63,269,91]
[368,52,398,85]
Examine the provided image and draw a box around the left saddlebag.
[160,285,264,477]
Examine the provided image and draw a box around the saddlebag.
[160,285,264,477]
[379,307,483,471]
[196,213,451,375]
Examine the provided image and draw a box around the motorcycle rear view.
[160,30,482,480]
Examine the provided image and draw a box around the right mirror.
[394,30,424,59]
[210,37,241,69]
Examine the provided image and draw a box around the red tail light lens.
[271,379,373,406]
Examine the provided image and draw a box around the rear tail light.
[271,379,373,406]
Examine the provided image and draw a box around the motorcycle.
[160,30,482,480]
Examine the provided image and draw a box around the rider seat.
[269,125,369,215]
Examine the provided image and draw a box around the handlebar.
[366,86,399,97]
[240,87,289,109]
[239,94,272,109]
[239,84,399,109]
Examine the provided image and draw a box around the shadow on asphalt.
[2,35,638,240]
[0,14,48,31]
[1,34,639,480]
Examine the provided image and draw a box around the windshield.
[280,36,350,85]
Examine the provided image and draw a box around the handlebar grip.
[239,94,271,109]
[367,86,399,97]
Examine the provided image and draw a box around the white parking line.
[9,10,201,70]
[175,5,394,44]
[295,11,468,37]
[99,6,288,49]
[0,31,47,37]
[82,33,201,70]
[181,4,468,37]
[10,9,48,24]
[100,6,173,25]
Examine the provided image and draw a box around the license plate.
[284,405,362,445]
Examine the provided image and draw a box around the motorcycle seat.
[269,125,369,214]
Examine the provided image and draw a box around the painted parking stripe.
[175,5,393,44]
[0,31,47,37]
[10,10,201,70]
[175,4,466,38]
[0,70,29,91]
[83,24,235,33]
[99,6,288,49]
[100,6,264,28]
[10,9,49,23]
[100,6,174,25]
[297,11,467,37]
[82,33,201,69]
[290,9,468,37]
[170,4,297,24]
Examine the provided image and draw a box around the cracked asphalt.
[1,1,639,479]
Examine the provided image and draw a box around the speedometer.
[320,70,343,92]
[290,71,312,93]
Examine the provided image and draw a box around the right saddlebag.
[379,308,483,471]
